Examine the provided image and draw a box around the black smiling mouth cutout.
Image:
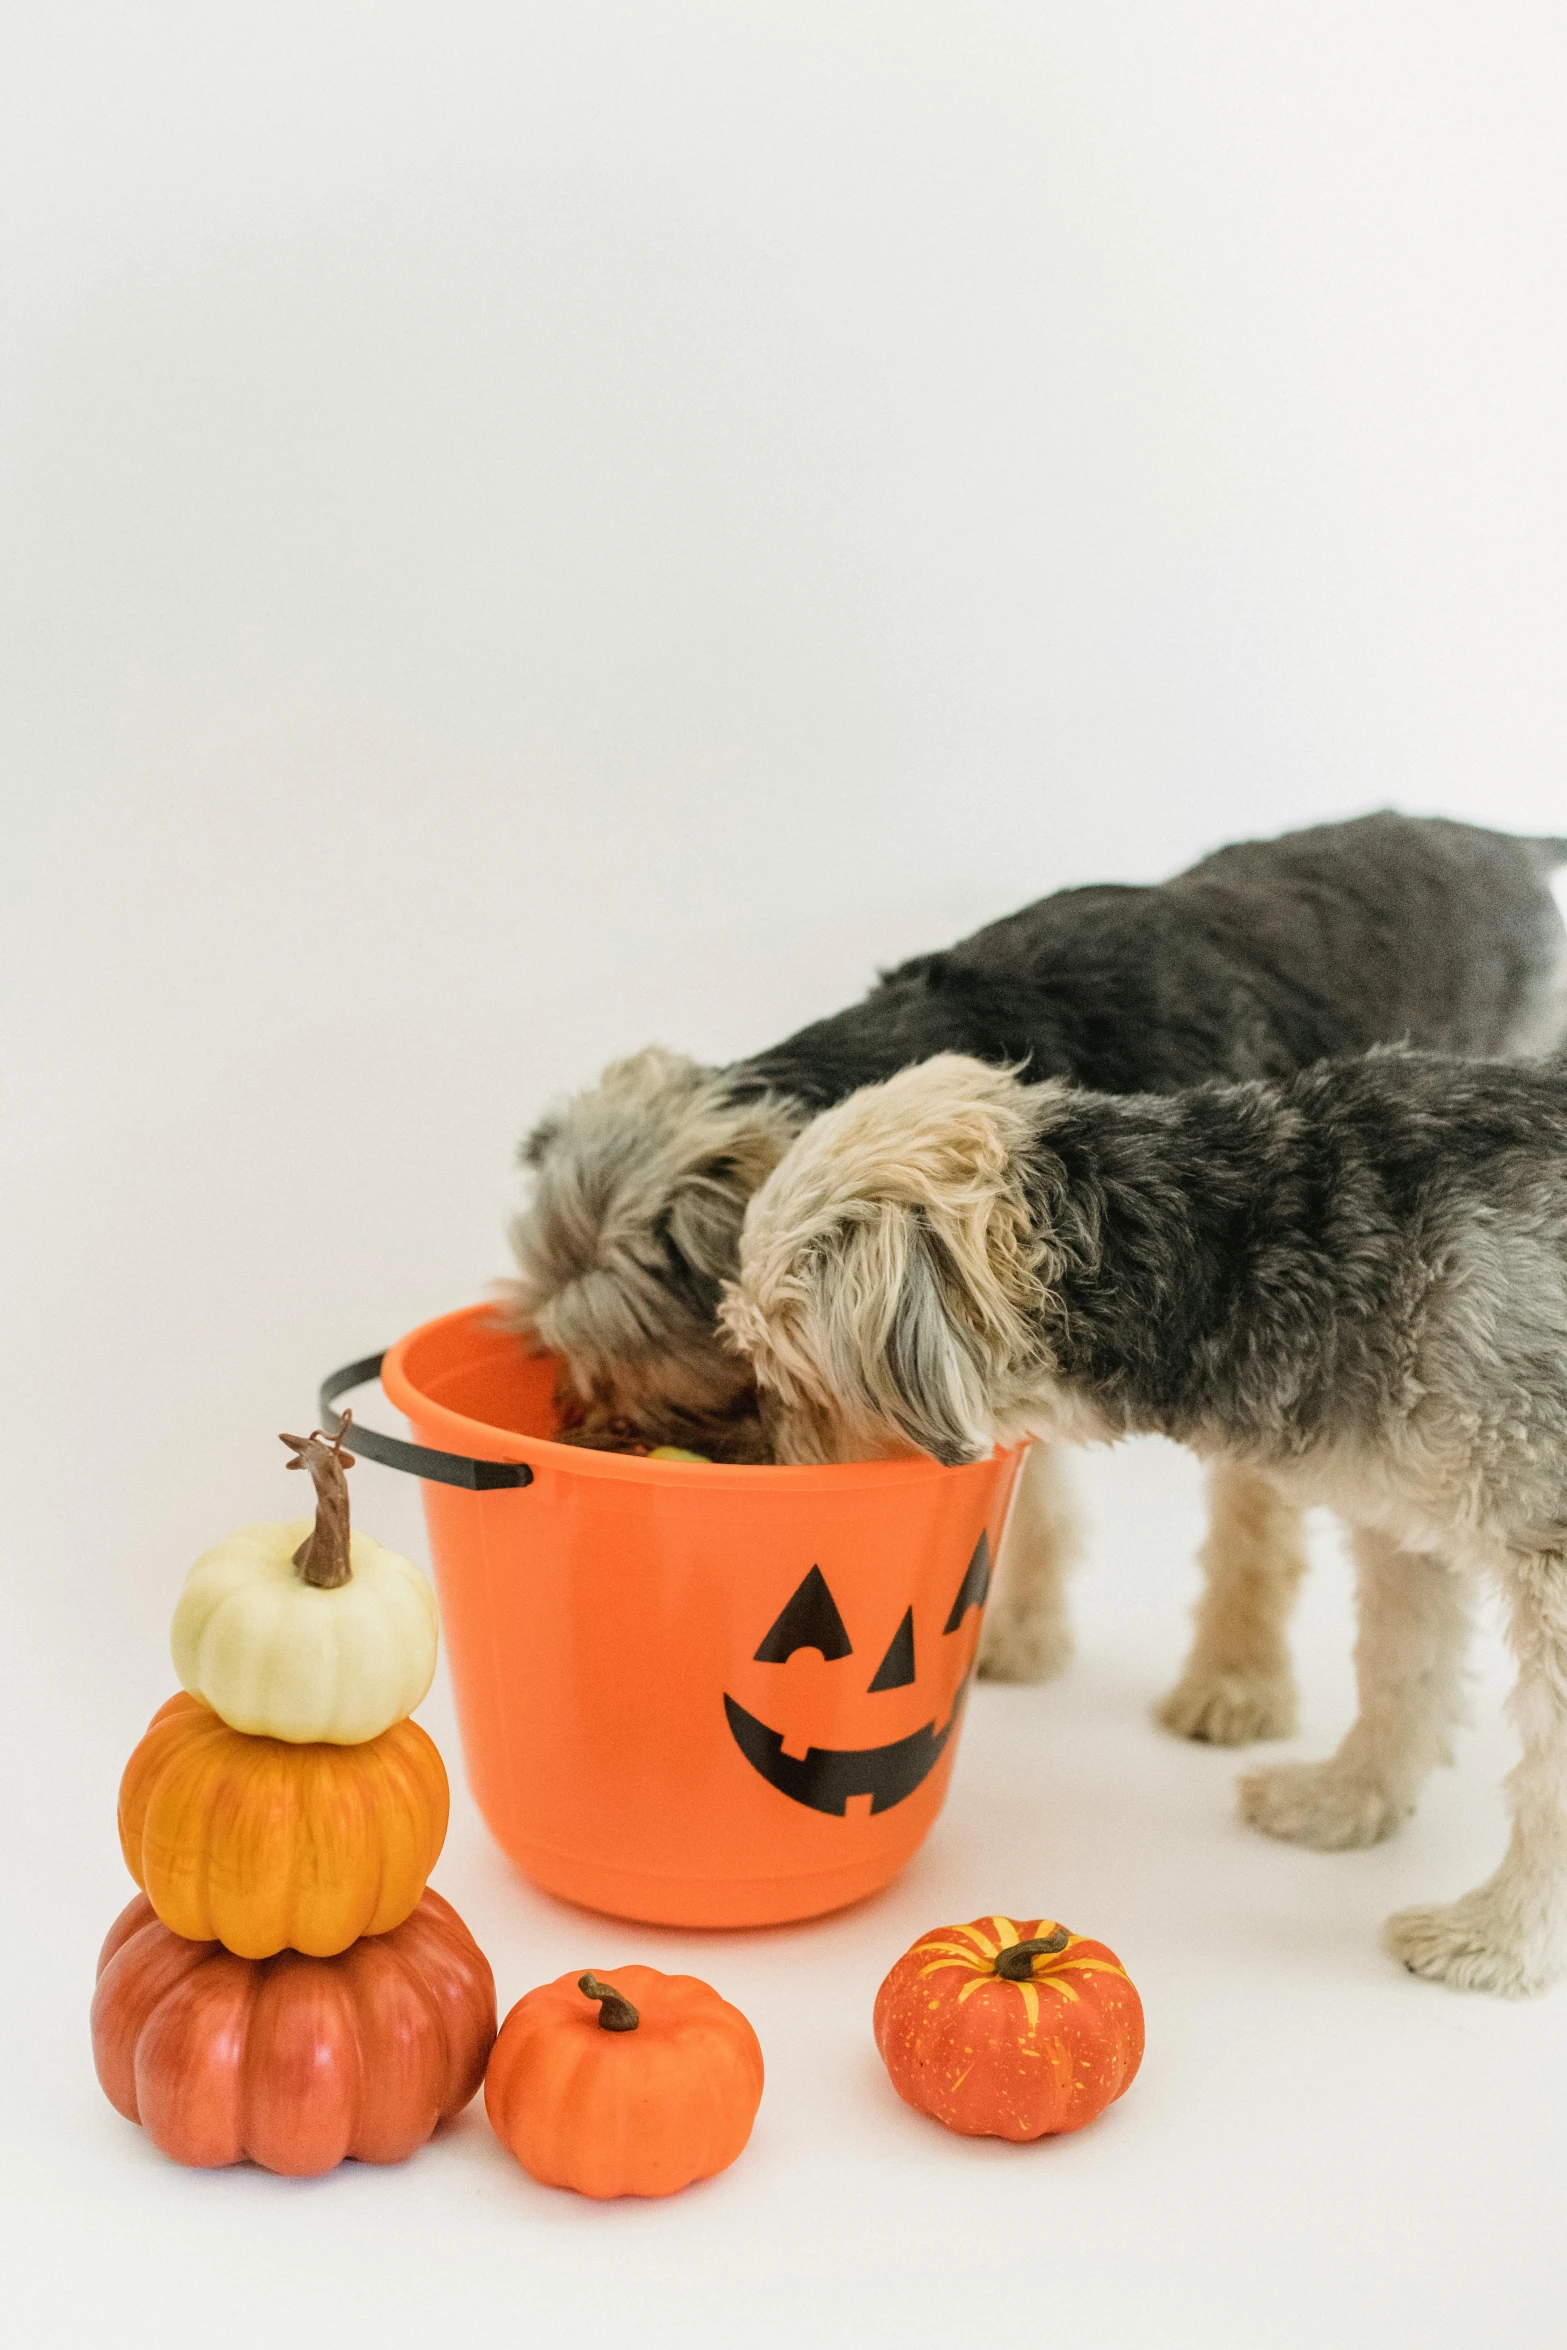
[723,1534,992,1816]
[722,1679,974,1816]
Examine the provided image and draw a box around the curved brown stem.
[280,1421,355,1589]
[994,1928,1071,1980]
[579,1973,640,2031]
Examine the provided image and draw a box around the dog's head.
[504,1046,802,1453]
[721,1055,1061,1467]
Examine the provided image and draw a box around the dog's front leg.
[1239,1525,1471,1849]
[976,1441,1080,1683]
[1157,1463,1309,1743]
[1386,1549,1567,1996]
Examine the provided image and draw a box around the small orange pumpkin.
[92,1888,495,2175]
[874,1913,1143,2140]
[484,1966,764,2198]
[118,1693,448,1959]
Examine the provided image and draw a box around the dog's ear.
[875,1213,993,1467]
[722,1200,991,1466]
[725,1056,1045,1463]
[662,1130,788,1295]
[519,1113,563,1170]
[822,1212,982,1466]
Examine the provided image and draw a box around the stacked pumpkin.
[93,1426,496,2177]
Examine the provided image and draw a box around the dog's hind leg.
[977,1441,1080,1683]
[1157,1464,1309,1743]
[1238,1525,1471,1849]
[1386,1548,1567,1995]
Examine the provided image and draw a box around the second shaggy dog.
[723,1049,1567,1995]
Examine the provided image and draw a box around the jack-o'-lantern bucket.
[319,1305,1027,1930]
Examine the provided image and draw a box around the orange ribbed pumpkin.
[117,1693,448,1958]
[873,1914,1144,2140]
[92,1889,495,2175]
[484,1966,764,2198]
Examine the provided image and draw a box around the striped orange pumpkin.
[873,1913,1144,2140]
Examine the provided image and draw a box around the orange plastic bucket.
[322,1305,1027,1929]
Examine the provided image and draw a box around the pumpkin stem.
[994,1928,1071,1980]
[280,1421,355,1589]
[579,1973,640,2032]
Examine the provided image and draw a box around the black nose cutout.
[867,1607,916,1692]
[942,1532,992,1632]
[753,1566,853,1663]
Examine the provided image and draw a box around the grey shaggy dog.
[722,1048,1567,1996]
[508,812,1567,1730]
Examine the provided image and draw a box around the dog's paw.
[1157,1668,1296,1746]
[1384,1897,1562,1997]
[1236,1760,1411,1849]
[976,1608,1073,1685]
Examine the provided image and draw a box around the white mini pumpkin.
[170,1429,439,1744]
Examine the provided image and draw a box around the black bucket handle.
[318,1355,534,1491]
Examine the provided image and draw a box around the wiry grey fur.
[509,811,1567,1450]
[507,811,1567,1729]
[724,1048,1567,1994]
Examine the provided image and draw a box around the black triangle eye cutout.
[942,1532,992,1633]
[867,1607,916,1692]
[753,1566,853,1663]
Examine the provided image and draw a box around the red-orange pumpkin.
[484,1966,764,2198]
[874,1913,1143,2140]
[92,1888,495,2175]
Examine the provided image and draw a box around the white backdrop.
[4,7,1566,2346]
